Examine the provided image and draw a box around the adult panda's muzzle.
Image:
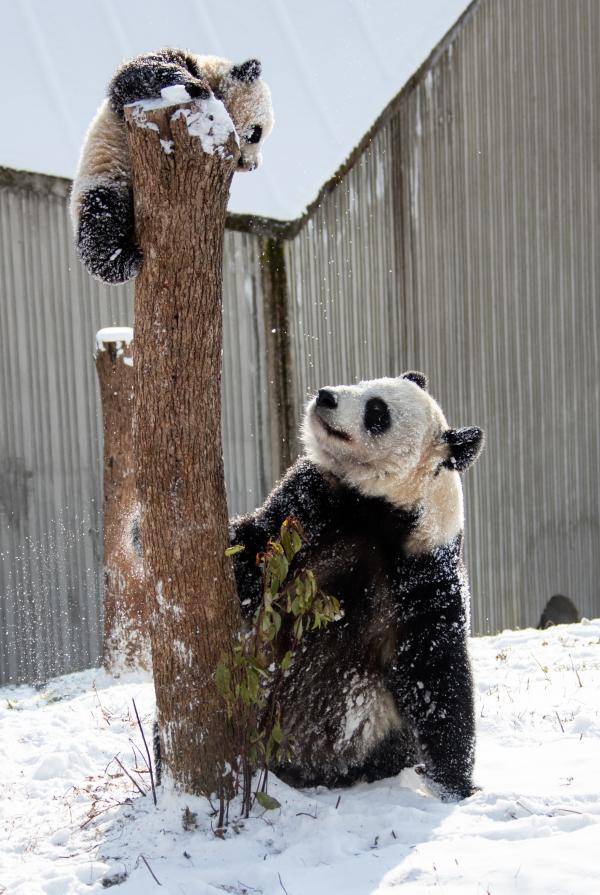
[316,389,338,410]
[313,389,350,441]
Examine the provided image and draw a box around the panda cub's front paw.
[108,55,211,117]
[183,79,211,100]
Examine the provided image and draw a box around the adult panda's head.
[302,372,484,551]
[200,56,273,172]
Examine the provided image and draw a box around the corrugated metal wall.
[285,0,600,634]
[0,180,270,685]
[2,0,599,682]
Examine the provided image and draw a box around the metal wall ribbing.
[284,0,600,634]
[2,0,599,682]
[0,182,269,685]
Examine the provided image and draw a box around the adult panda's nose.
[316,389,337,409]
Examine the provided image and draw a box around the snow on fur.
[129,89,236,156]
[171,97,237,157]
[1,621,599,894]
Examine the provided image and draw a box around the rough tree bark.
[95,327,150,674]
[124,98,242,797]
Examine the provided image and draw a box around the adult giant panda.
[231,372,484,801]
[70,48,273,284]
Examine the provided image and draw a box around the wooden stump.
[124,96,243,797]
[95,328,150,674]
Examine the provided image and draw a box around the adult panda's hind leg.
[360,728,417,784]
[76,182,142,284]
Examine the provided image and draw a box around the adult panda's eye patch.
[364,397,391,435]
[246,124,263,144]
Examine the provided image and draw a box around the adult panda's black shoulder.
[70,49,273,284]
[230,372,485,800]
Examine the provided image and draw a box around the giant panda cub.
[70,48,273,284]
[231,372,484,801]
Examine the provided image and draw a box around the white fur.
[197,55,274,172]
[302,376,465,554]
[70,100,130,226]
[338,673,402,759]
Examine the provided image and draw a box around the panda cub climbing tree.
[70,48,273,283]
[231,372,484,801]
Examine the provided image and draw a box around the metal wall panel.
[286,122,401,406]
[285,0,600,634]
[2,0,599,682]
[0,182,269,685]
[0,182,131,685]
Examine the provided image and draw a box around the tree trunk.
[95,327,151,674]
[124,98,242,796]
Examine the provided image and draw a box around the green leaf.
[281,526,295,562]
[255,791,281,811]
[281,650,293,671]
[293,616,303,640]
[272,721,283,744]
[247,668,260,702]
[225,544,245,556]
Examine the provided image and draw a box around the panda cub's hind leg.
[76,181,142,284]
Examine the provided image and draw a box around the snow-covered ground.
[2,620,599,895]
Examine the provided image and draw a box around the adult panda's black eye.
[364,397,391,435]
[246,124,262,144]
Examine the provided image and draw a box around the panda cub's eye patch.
[364,397,391,435]
[246,125,262,144]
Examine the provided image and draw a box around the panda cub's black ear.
[402,371,428,391]
[230,59,262,83]
[443,427,485,472]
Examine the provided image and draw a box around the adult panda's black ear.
[230,59,262,83]
[402,371,428,391]
[443,427,485,472]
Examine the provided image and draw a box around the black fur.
[364,397,391,434]
[245,124,263,144]
[443,427,485,472]
[108,49,210,117]
[402,371,429,391]
[230,58,262,83]
[77,184,142,284]
[538,594,580,629]
[230,459,476,800]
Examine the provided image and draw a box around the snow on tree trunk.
[124,96,242,797]
[95,328,151,675]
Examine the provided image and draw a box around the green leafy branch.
[217,517,343,817]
